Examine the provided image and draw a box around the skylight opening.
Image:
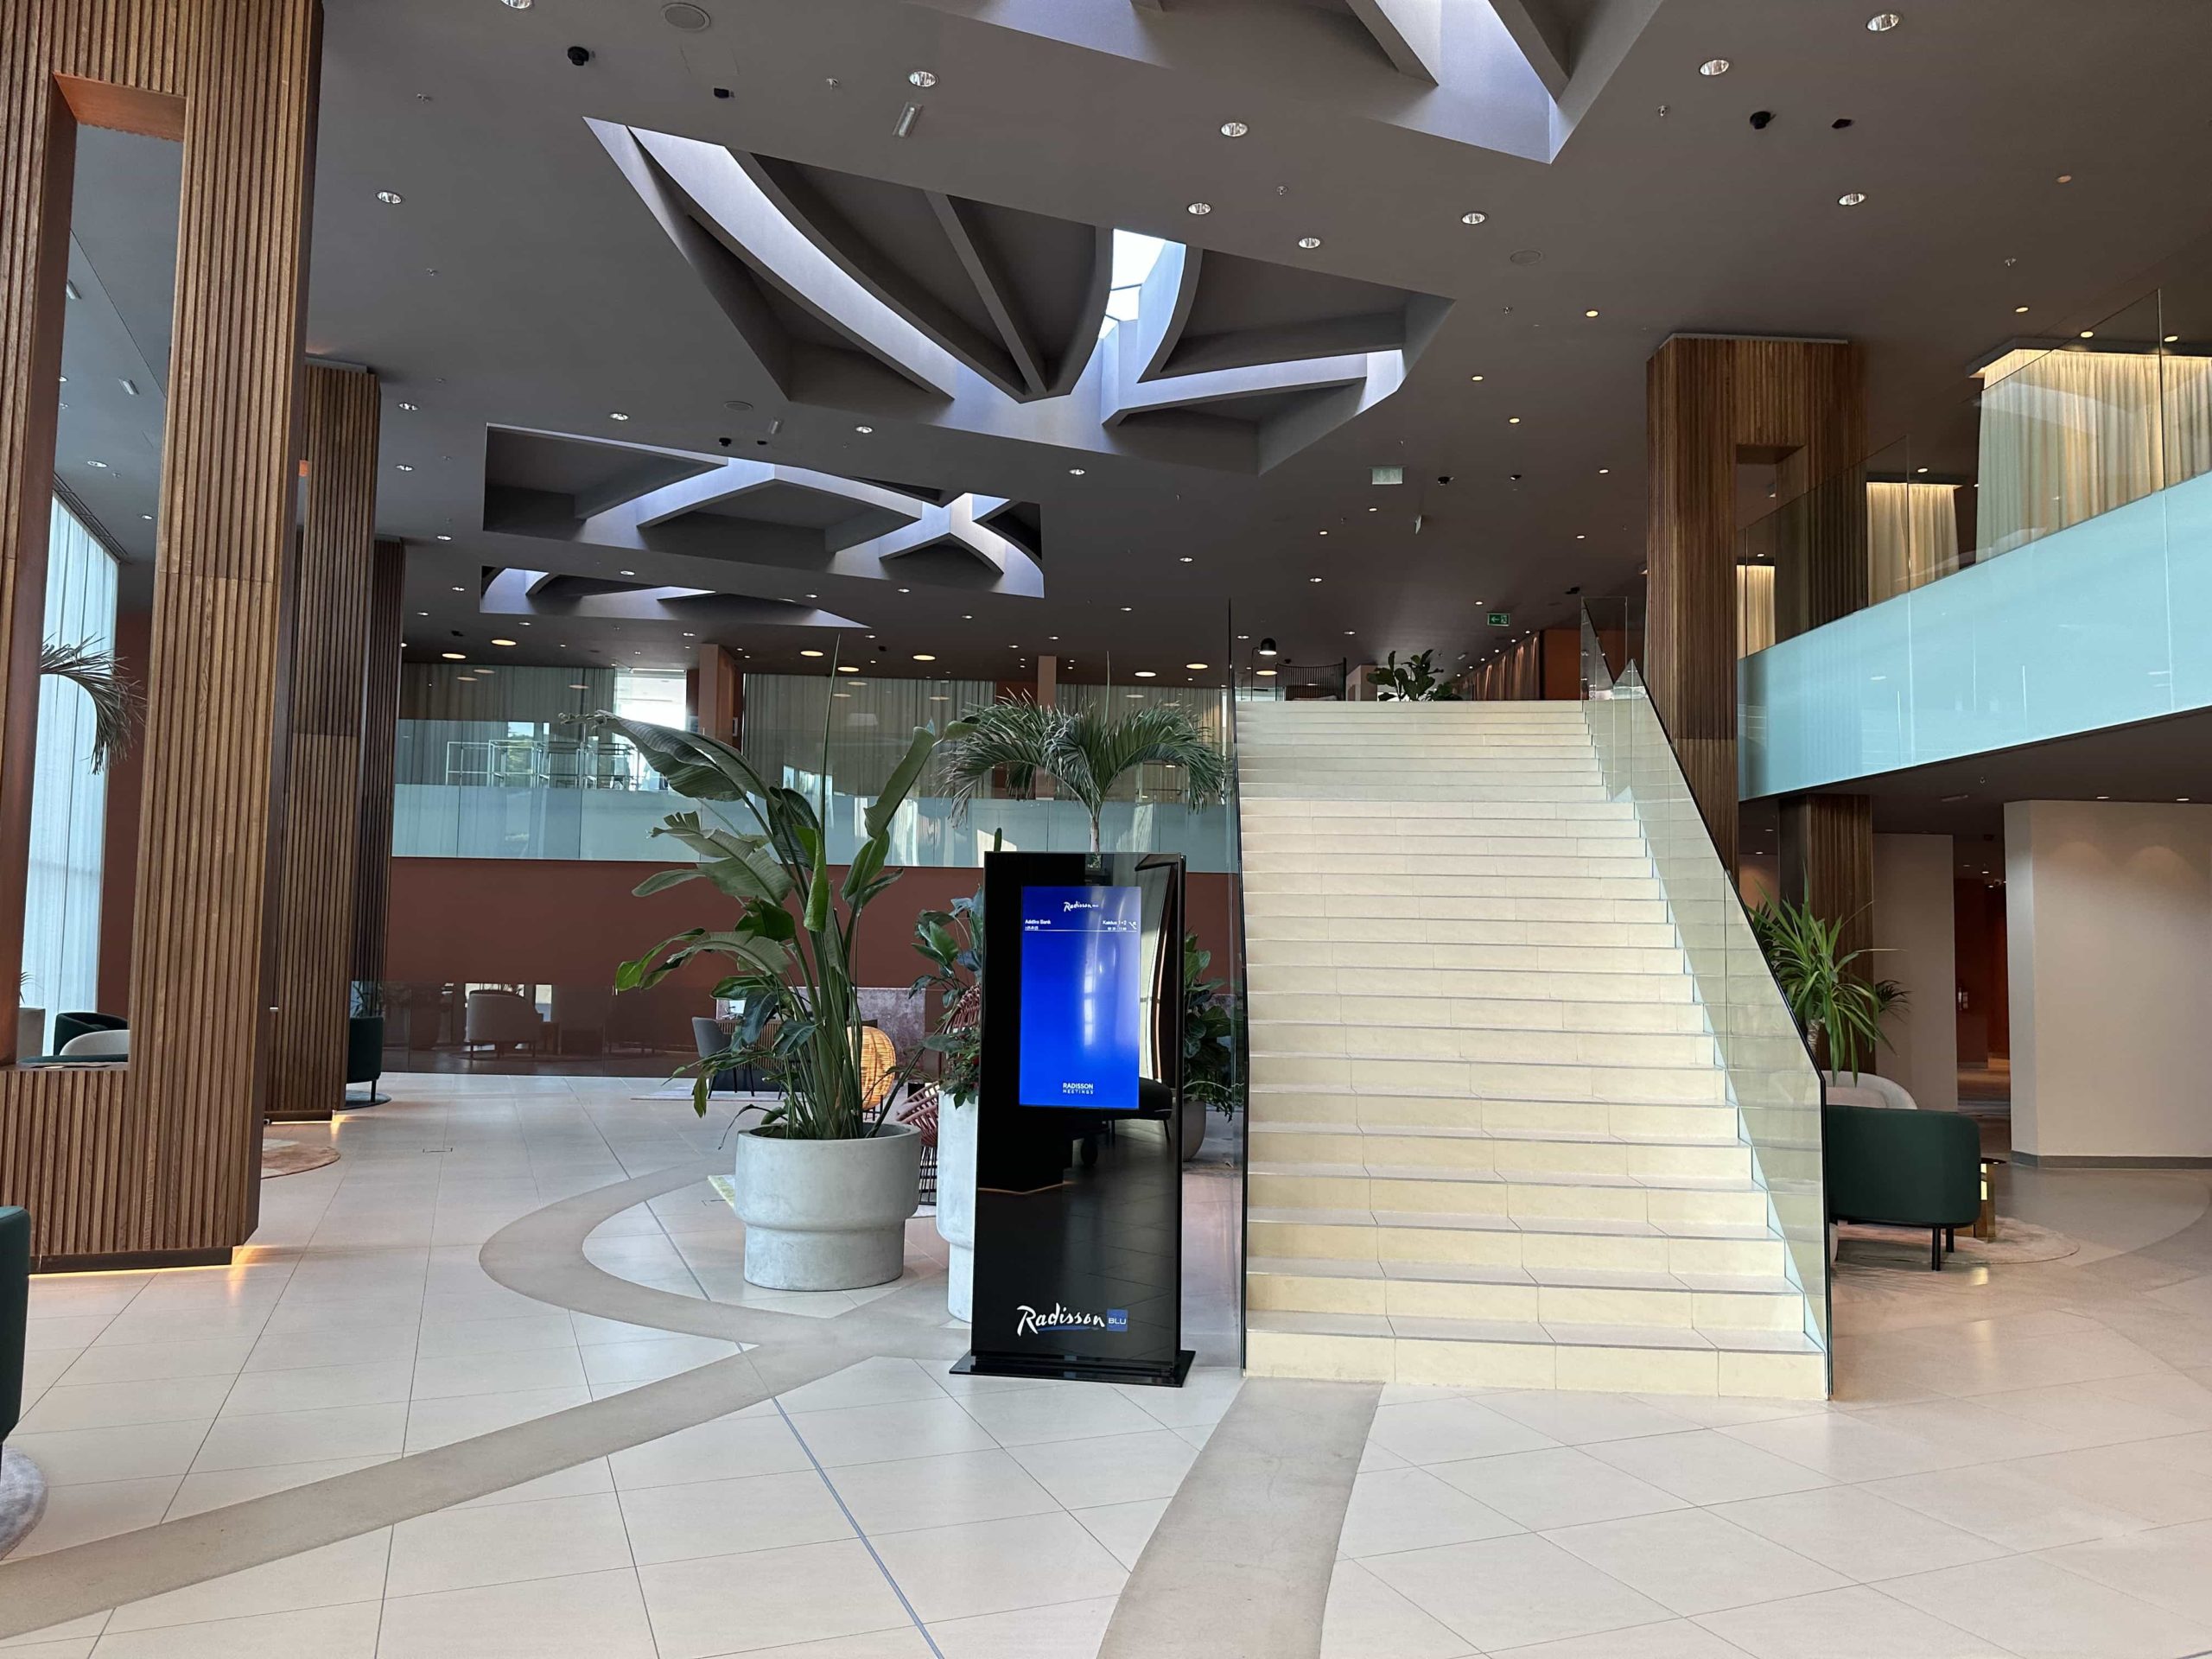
[1098,230,1170,339]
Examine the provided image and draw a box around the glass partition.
[1580,598,1830,1365]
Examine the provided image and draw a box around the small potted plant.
[909,884,982,1318]
[599,681,969,1291]
[1748,898,1906,1080]
[1366,648,1460,702]
[1181,936,1243,1158]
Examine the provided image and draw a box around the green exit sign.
[1487,611,1511,627]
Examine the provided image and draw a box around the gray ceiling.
[47,0,2212,699]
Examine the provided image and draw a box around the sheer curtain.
[1975,349,2212,557]
[1737,564,1776,658]
[1866,480,1961,603]
[741,673,990,796]
[1053,683,1229,798]
[21,496,118,1043]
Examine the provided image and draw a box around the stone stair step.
[1249,1024,1717,1069]
[1246,1210,1792,1279]
[1247,990,1707,1033]
[1245,1255,1808,1332]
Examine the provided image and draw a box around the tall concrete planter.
[730,1121,921,1291]
[935,1094,978,1320]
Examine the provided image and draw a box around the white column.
[1872,834,1958,1112]
[2006,799,2212,1162]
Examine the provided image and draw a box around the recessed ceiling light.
[1121,606,1133,613]
[1460,212,1488,226]
[2079,330,2095,340]
[1837,192,1866,207]
[1186,201,1212,216]
[1069,467,1085,475]
[1308,576,1323,583]
[898,587,910,594]
[907,68,937,87]
[1367,506,1377,512]
[1699,58,1731,76]
[620,569,636,575]
[1179,556,1193,563]
[1296,236,1322,250]
[491,638,517,646]
[397,401,417,411]
[1185,662,1209,670]
[377,190,404,205]
[1584,308,1599,318]
[140,512,153,521]
[1219,120,1249,137]
[1507,416,1522,424]
[86,459,108,468]
[569,683,589,690]
[912,652,937,662]
[1318,529,1329,537]
[2056,173,2073,184]
[442,652,466,660]
[450,585,465,592]
[2096,795,2108,800]
[2165,334,2181,344]
[435,533,452,541]
[963,613,973,619]
[1134,670,1156,678]
[501,0,531,9]
[609,411,630,421]
[395,463,413,472]
[1866,11,1900,30]
[682,631,696,637]
[1599,467,1611,474]
[1916,466,1929,474]
[118,378,138,396]
[836,664,861,674]
[2014,306,2030,315]
[800,649,824,658]
[1256,668,1276,677]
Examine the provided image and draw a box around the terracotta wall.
[1954,877,2010,1065]
[93,600,151,1014]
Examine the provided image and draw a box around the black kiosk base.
[957,850,1194,1389]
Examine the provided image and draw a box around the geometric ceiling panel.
[591,121,1449,474]
[482,426,1045,601]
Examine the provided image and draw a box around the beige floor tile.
[928,1595,1117,1659]
[1719,1412,1975,1483]
[1884,1553,2212,1659]
[1582,1429,1833,1505]
[823,1448,1058,1536]
[1545,1508,1847,1617]
[1710,1484,2007,1583]
[105,1530,391,1633]
[377,1567,659,1659]
[189,1402,407,1471]
[15,1376,234,1436]
[577,1334,741,1387]
[1484,1619,1744,1657]
[639,1539,912,1659]
[6,1420,212,1485]
[402,1384,590,1452]
[773,1357,949,1415]
[12,1477,179,1557]
[723,1632,934,1659]
[1866,1461,2147,1553]
[608,1412,812,1490]
[410,1313,575,1360]
[785,1397,999,1468]
[1694,1585,2007,1656]
[1320,1558,1476,1659]
[1473,1389,1700,1446]
[1066,1498,1168,1572]
[1429,1446,1685,1531]
[1363,1533,1672,1652]
[386,1491,634,1597]
[868,1511,1126,1624]
[618,1469,851,1566]
[85,1600,381,1658]
[217,1359,413,1418]
[164,1455,396,1519]
[1366,1396,1560,1465]
[1004,1429,1199,1510]
[950,1384,1160,1449]
[410,1344,588,1401]
[56,1338,256,1387]
[239,1322,419,1375]
[1338,1465,1524,1558]
[2039,1515,2212,1624]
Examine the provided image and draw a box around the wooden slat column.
[1645,335,1866,874]
[1781,793,1876,970]
[696,642,741,745]
[0,0,319,1266]
[267,366,381,1124]
[352,537,404,992]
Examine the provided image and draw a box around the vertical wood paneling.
[267,365,380,1123]
[351,537,404,988]
[1644,335,1866,874]
[0,0,320,1264]
[1783,792,1875,969]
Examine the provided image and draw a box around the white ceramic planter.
[730,1121,921,1291]
[935,1093,978,1321]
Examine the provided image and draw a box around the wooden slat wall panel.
[0,0,319,1263]
[1644,336,1866,873]
[1783,792,1876,969]
[267,365,379,1123]
[351,537,404,988]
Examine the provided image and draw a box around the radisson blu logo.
[1015,1301,1129,1336]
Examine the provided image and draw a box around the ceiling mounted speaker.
[661,3,711,31]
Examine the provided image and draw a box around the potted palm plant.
[1748,898,1905,1079]
[597,686,970,1291]
[934,696,1229,855]
[908,884,982,1318]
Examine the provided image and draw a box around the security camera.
[1749,110,1774,130]
[1436,474,1452,486]
[717,436,733,448]
[566,45,593,66]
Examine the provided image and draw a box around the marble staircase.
[1236,699,1825,1399]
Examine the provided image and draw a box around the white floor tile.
[1694,1583,2011,1658]
[1709,1484,2007,1583]
[617,1469,851,1565]
[1545,1507,1847,1616]
[377,1567,659,1659]
[928,1594,1116,1659]
[104,1531,392,1632]
[1884,1553,2212,1659]
[1366,1397,1560,1466]
[1583,1429,1834,1506]
[1005,1429,1199,1510]
[1320,1558,1478,1659]
[385,1491,634,1596]
[823,1448,1058,1536]
[951,1384,1160,1448]
[1362,1532,1672,1652]
[1338,1465,1524,1558]
[1430,1446,1686,1532]
[1066,1497,1169,1571]
[608,1412,812,1490]
[785,1397,1000,1468]
[639,1538,912,1659]
[868,1511,1127,1624]
[84,1600,381,1658]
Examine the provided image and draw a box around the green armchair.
[1823,1104,1980,1270]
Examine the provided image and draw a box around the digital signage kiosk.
[955,850,1194,1387]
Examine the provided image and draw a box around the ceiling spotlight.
[1220,120,1249,137]
[1507,416,1522,424]
[1296,236,1322,250]
[1461,212,1488,226]
[2014,306,2030,315]
[1599,467,1611,474]
[912,652,937,662]
[1866,10,1900,29]
[501,0,532,8]
[893,104,921,137]
[609,411,630,421]
[1256,668,1276,677]
[800,649,824,658]
[442,652,467,661]
[141,513,153,521]
[854,424,874,434]
[1121,606,1133,613]
[395,463,414,472]
[435,533,453,541]
[620,569,636,575]
[1186,201,1212,216]
[397,401,418,411]
[1256,638,1278,656]
[2056,173,2073,184]
[1584,308,1599,318]
[1916,466,1929,474]
[1308,576,1323,583]
[377,190,404,205]
[836,664,861,674]
[1318,530,1329,537]
[491,638,517,647]
[1470,374,1484,382]
[1837,192,1867,207]
[2079,330,2095,340]
[1069,467,1086,475]
[907,68,937,87]
[86,459,109,468]
[451,585,465,592]
[1185,662,1209,670]
[2165,334,2181,344]
[1699,58,1731,76]
[1134,670,1156,678]
[1179,556,1193,563]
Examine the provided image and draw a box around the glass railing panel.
[1582,601,1830,1360]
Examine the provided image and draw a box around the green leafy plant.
[909,880,984,1103]
[1181,934,1243,1118]
[935,696,1229,854]
[1366,649,1459,702]
[39,639,139,772]
[594,667,969,1135]
[1747,898,1906,1079]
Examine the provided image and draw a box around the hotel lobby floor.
[7,1077,2212,1657]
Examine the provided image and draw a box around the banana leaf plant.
[1747,897,1906,1079]
[592,684,969,1135]
[907,881,983,1103]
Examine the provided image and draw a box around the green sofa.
[1,1208,25,1443]
[1822,1104,1981,1270]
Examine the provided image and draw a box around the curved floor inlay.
[0,1160,963,1639]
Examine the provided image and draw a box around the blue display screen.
[1018,884,1143,1109]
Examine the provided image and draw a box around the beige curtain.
[741,672,990,797]
[1977,350,2212,557]
[1866,481,1961,603]
[400,664,615,723]
[1737,563,1775,658]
